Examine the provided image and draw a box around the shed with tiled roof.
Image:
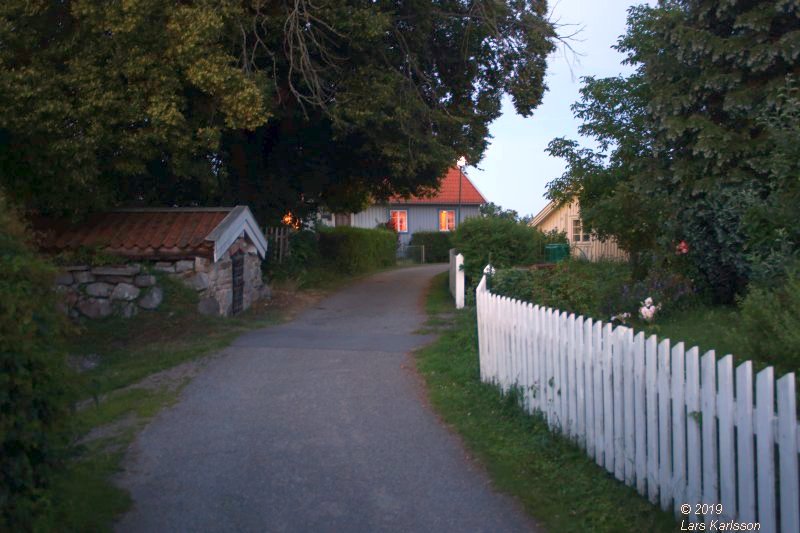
[39,206,269,317]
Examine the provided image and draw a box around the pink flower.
[676,240,689,255]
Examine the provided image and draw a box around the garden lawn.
[415,273,676,533]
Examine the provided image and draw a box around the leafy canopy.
[0,0,558,222]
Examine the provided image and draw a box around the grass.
[415,272,676,532]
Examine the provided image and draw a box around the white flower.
[644,297,653,307]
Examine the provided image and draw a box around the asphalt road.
[116,265,538,533]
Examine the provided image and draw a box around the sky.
[466,0,650,219]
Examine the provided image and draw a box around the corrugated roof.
[390,166,487,205]
[37,208,233,260]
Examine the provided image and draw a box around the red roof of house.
[37,208,233,260]
[390,166,486,205]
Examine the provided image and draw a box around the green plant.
[738,274,800,371]
[51,245,121,267]
[409,231,452,263]
[317,227,396,275]
[0,192,72,529]
[452,217,565,283]
[491,260,631,319]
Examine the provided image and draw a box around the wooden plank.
[584,318,595,457]
[574,315,584,444]
[777,373,799,533]
[633,332,646,495]
[593,321,604,467]
[700,350,718,523]
[623,328,635,485]
[671,342,687,516]
[526,304,532,405]
[716,355,736,522]
[658,339,672,512]
[755,366,776,533]
[613,327,625,481]
[559,312,569,432]
[566,313,576,437]
[544,308,553,426]
[735,361,756,524]
[646,335,659,504]
[685,347,701,522]
[603,323,615,475]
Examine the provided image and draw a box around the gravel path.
[116,265,538,533]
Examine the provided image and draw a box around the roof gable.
[390,166,487,205]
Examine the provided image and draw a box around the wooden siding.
[534,200,627,261]
[351,204,481,245]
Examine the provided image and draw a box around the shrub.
[318,227,396,275]
[409,231,452,263]
[491,260,631,319]
[0,192,71,529]
[452,217,566,283]
[738,274,800,371]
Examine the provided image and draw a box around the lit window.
[390,210,408,233]
[439,210,455,232]
[572,218,590,242]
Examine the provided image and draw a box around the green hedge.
[318,227,397,275]
[0,192,71,529]
[409,231,452,263]
[452,217,567,282]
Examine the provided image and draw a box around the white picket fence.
[449,249,464,309]
[475,273,799,532]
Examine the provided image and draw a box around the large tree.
[0,1,557,222]
[548,1,800,301]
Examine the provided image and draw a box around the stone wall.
[57,237,267,320]
[56,264,164,319]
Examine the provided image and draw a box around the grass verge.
[414,272,676,532]
[48,273,328,531]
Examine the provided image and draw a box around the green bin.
[544,243,569,263]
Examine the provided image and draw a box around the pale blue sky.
[467,0,649,218]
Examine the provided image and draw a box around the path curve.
[116,265,537,532]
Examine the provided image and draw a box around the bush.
[491,261,632,319]
[318,227,397,275]
[451,217,566,283]
[0,192,71,529]
[409,231,452,263]
[738,274,800,371]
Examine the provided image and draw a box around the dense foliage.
[0,193,71,529]
[546,1,800,302]
[317,227,396,275]
[492,259,697,323]
[409,232,453,263]
[0,0,557,221]
[738,273,800,371]
[451,216,565,283]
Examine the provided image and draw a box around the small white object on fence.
[475,270,799,532]
[448,249,464,309]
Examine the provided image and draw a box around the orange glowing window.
[390,210,408,233]
[439,210,455,232]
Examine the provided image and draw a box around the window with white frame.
[439,210,455,232]
[572,218,591,242]
[390,210,408,233]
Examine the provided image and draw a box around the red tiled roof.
[390,166,487,205]
[36,208,233,260]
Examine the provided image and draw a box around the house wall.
[351,204,481,245]
[536,201,628,261]
[181,236,265,316]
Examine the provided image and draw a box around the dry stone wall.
[58,237,268,320]
[56,264,163,320]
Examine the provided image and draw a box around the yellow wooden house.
[530,199,628,261]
